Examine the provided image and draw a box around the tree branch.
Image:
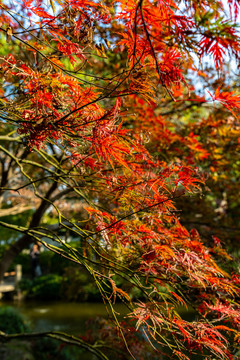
[0,330,109,360]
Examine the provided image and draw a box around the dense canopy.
[0,0,240,359]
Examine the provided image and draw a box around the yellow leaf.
[6,26,13,43]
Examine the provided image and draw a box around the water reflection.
[3,301,129,334]
[0,301,197,360]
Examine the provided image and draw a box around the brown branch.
[138,0,175,100]
[0,330,109,360]
[0,205,33,217]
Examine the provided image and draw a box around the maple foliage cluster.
[0,0,240,359]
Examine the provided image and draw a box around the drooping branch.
[0,330,109,360]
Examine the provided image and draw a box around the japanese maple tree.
[0,0,240,359]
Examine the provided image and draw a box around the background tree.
[0,0,240,359]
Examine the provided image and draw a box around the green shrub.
[31,274,62,300]
[12,250,54,276]
[12,247,80,276]
[18,278,32,292]
[19,274,62,300]
[0,306,29,334]
[61,266,102,302]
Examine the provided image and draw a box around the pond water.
[1,300,129,334]
[1,300,196,334]
[1,299,197,333]
[0,300,197,360]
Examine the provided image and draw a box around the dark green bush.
[11,250,55,276]
[31,274,62,300]
[19,274,62,300]
[0,306,29,334]
[9,245,80,276]
[61,266,102,302]
[18,267,143,302]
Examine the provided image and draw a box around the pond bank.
[0,301,197,360]
[1,300,196,333]
[0,301,130,334]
